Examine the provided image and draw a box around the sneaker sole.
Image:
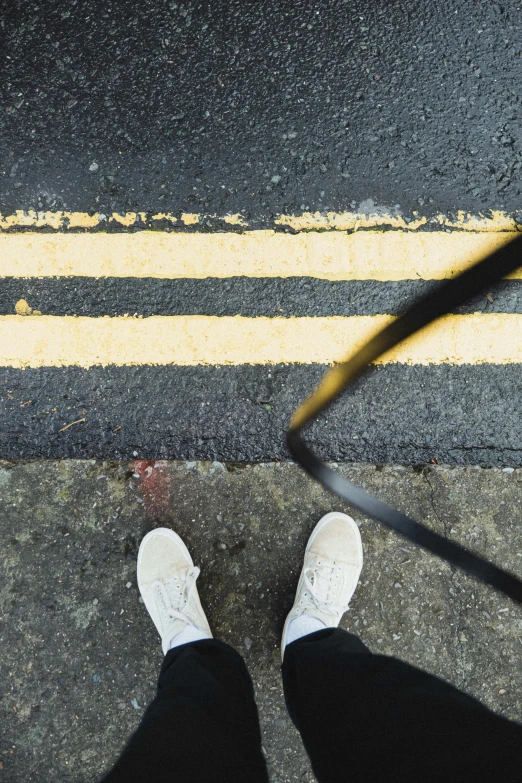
[281,512,363,661]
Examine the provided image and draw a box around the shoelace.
[301,559,346,618]
[152,566,201,625]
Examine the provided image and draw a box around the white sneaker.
[137,527,212,654]
[281,512,363,660]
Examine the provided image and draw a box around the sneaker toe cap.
[138,532,191,586]
[309,515,362,565]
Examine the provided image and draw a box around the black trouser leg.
[102,639,269,783]
[282,628,522,783]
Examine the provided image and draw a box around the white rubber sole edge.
[281,512,363,661]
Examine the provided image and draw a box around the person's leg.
[283,627,522,783]
[102,528,268,783]
[281,513,522,783]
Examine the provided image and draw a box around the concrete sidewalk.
[1,460,521,782]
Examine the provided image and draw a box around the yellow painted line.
[0,230,520,281]
[1,314,522,368]
[275,209,521,232]
[0,209,519,231]
[0,210,248,229]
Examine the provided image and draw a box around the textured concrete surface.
[1,460,521,781]
[2,0,522,218]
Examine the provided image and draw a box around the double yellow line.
[0,221,520,369]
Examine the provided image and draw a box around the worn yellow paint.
[0,210,101,229]
[0,230,519,280]
[1,209,520,232]
[1,314,522,368]
[275,209,521,232]
[151,212,176,223]
[152,211,247,226]
[111,212,147,226]
[180,213,200,226]
[223,213,248,226]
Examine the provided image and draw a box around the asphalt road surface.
[1,0,522,462]
[3,0,522,218]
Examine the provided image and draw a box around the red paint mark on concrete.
[131,459,172,520]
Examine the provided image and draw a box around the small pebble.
[89,162,99,172]
[130,698,141,710]
[126,582,132,589]
[92,598,99,605]
[244,636,253,651]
